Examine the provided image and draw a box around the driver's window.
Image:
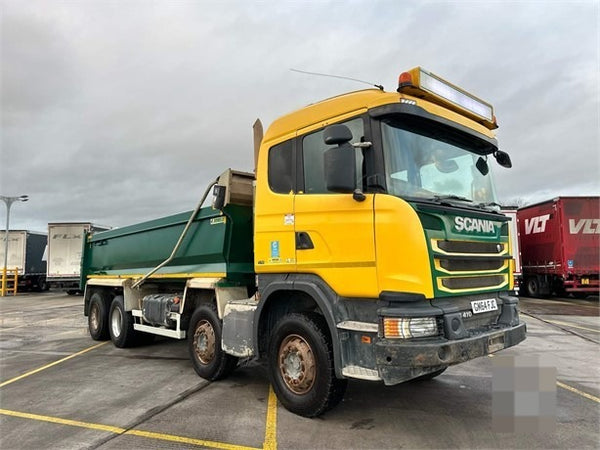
[302,118,364,194]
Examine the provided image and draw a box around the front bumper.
[374,321,526,385]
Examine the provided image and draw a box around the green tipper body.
[80,204,253,289]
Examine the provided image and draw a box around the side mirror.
[324,124,352,145]
[494,150,512,168]
[324,143,356,193]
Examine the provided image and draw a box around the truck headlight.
[383,317,439,339]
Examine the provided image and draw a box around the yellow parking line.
[544,319,599,333]
[0,408,125,434]
[0,341,109,388]
[557,381,600,403]
[126,429,260,450]
[0,408,261,450]
[263,385,278,450]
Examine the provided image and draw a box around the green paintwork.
[412,203,511,298]
[80,204,253,289]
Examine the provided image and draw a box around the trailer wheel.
[188,304,238,381]
[108,295,138,348]
[524,277,541,298]
[268,312,347,417]
[88,292,110,341]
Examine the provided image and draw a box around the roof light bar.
[397,67,496,128]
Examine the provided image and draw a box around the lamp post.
[1,195,29,296]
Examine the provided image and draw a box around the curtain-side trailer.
[518,196,599,298]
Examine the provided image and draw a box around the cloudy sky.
[1,0,599,232]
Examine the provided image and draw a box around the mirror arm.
[353,189,366,202]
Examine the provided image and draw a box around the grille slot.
[439,258,505,272]
[441,275,505,290]
[437,240,504,254]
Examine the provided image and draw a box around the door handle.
[295,232,314,250]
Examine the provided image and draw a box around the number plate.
[582,278,589,285]
[471,298,498,314]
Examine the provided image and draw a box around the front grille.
[441,275,506,290]
[437,240,504,254]
[439,258,505,272]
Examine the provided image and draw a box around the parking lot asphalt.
[0,292,598,449]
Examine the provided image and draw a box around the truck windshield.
[381,117,498,205]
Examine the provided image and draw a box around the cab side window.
[302,118,364,194]
[268,140,294,194]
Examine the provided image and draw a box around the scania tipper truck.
[82,67,526,417]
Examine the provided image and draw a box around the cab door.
[294,117,378,299]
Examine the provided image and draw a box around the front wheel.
[268,313,347,417]
[187,304,238,381]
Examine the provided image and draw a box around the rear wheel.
[88,291,110,341]
[188,304,238,381]
[268,312,347,417]
[524,277,541,298]
[108,295,138,348]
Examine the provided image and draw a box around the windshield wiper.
[433,195,473,203]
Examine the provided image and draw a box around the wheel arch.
[255,278,343,378]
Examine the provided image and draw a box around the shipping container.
[47,222,110,294]
[0,230,48,291]
[517,196,599,298]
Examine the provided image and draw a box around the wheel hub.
[194,320,215,364]
[110,307,122,337]
[278,334,316,395]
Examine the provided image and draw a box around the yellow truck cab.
[251,67,525,416]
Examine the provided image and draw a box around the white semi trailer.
[46,223,109,294]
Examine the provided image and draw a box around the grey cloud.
[1,0,598,233]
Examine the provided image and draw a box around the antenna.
[290,68,384,91]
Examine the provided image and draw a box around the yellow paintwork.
[87,273,226,280]
[294,193,377,298]
[254,84,497,299]
[374,195,434,298]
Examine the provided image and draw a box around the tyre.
[524,277,540,298]
[188,304,238,381]
[268,312,347,417]
[572,292,588,299]
[411,367,447,381]
[36,278,49,292]
[88,291,110,341]
[108,295,138,348]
